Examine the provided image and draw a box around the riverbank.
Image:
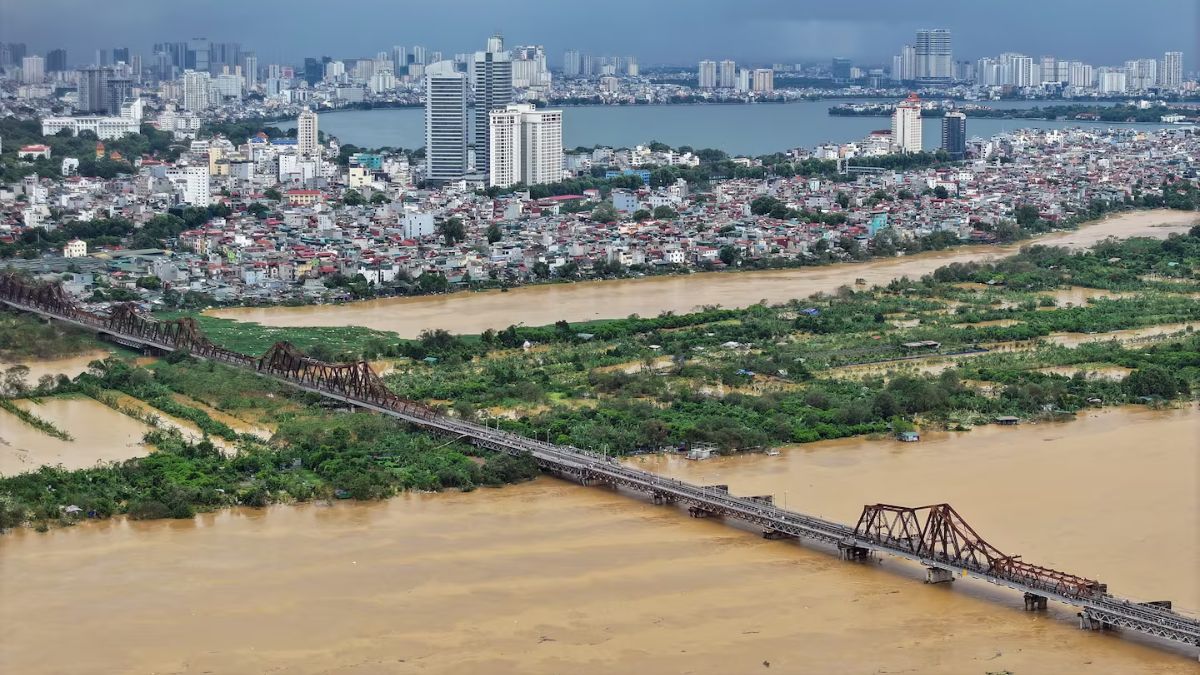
[208,209,1200,338]
[0,405,1195,674]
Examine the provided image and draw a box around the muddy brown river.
[1,406,1197,674]
[209,210,1199,338]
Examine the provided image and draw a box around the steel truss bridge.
[2,272,1197,656]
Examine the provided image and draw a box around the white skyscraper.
[1162,51,1183,88]
[488,107,523,188]
[697,60,717,89]
[182,69,211,111]
[1125,59,1157,90]
[297,107,319,156]
[915,29,952,85]
[488,104,563,188]
[718,60,736,88]
[425,60,468,183]
[891,94,922,153]
[751,69,774,93]
[21,55,44,83]
[520,106,562,186]
[472,38,513,180]
[563,50,581,77]
[242,52,258,90]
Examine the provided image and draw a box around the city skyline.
[1,0,1196,70]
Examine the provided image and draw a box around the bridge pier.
[762,529,796,540]
[1078,611,1109,632]
[837,542,871,561]
[688,506,716,518]
[651,492,675,505]
[1023,593,1048,611]
[925,567,955,584]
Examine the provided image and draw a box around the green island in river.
[1,227,1199,531]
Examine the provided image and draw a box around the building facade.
[296,108,319,156]
[488,104,563,189]
[697,60,717,89]
[891,94,922,153]
[424,61,468,183]
[472,39,513,181]
[941,111,966,161]
[915,29,952,85]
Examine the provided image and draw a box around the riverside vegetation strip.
[1,229,1198,530]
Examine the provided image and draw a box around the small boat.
[764,449,781,456]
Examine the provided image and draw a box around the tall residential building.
[751,68,774,93]
[297,108,319,156]
[563,50,581,77]
[718,60,736,88]
[1098,67,1127,94]
[519,106,563,186]
[77,67,108,113]
[1125,59,1157,90]
[412,45,427,65]
[697,60,717,88]
[392,45,406,74]
[242,52,258,90]
[472,37,513,179]
[941,111,966,161]
[1068,61,1093,88]
[21,55,44,83]
[1162,51,1183,88]
[187,37,210,72]
[831,57,853,81]
[46,49,67,72]
[915,29,952,85]
[182,69,211,111]
[511,45,550,89]
[112,47,130,64]
[104,75,132,115]
[891,94,922,153]
[487,104,564,188]
[425,61,468,183]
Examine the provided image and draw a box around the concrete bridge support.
[1024,593,1048,611]
[688,506,716,518]
[925,567,955,584]
[762,529,796,540]
[837,542,871,561]
[1078,611,1109,631]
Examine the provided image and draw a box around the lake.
[280,99,1172,155]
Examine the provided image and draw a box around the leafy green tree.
[1015,204,1041,228]
[652,205,677,220]
[343,189,367,206]
[632,209,652,222]
[591,202,619,223]
[486,222,503,244]
[263,187,282,201]
[437,217,465,246]
[718,245,741,266]
[933,185,950,199]
[532,261,551,278]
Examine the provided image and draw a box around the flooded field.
[0,395,152,475]
[208,210,1200,338]
[0,350,112,384]
[1,406,1196,674]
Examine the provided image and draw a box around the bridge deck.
[2,290,1197,654]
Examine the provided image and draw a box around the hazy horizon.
[0,0,1197,70]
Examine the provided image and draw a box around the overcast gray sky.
[1,0,1196,69]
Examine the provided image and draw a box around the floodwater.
[210,210,1200,338]
[0,396,151,475]
[0,350,111,384]
[1,406,1197,674]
